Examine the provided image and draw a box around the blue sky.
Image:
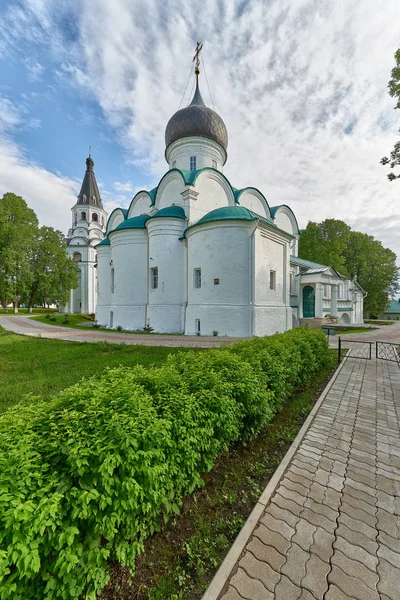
[1,0,400,264]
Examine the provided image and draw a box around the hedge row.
[0,328,330,599]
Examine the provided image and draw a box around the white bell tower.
[64,152,108,314]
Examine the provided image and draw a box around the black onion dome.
[165,76,228,151]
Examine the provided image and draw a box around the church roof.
[290,256,345,278]
[165,75,228,153]
[77,155,103,208]
[150,206,186,219]
[183,205,291,238]
[111,214,150,232]
[382,300,400,313]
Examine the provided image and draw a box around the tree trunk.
[28,289,37,314]
[13,297,19,314]
[0,299,8,313]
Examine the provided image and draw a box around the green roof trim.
[382,300,400,314]
[95,237,110,247]
[290,256,328,270]
[183,205,293,239]
[149,206,186,219]
[110,214,150,232]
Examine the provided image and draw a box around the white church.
[66,50,364,336]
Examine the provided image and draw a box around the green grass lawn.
[0,307,57,316]
[30,314,184,335]
[337,327,377,335]
[31,313,91,328]
[0,327,193,414]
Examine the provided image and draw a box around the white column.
[315,283,323,318]
[331,284,338,318]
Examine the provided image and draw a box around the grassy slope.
[0,327,193,414]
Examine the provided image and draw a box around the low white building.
[64,155,108,314]
[96,69,363,336]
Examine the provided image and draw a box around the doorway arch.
[302,286,315,318]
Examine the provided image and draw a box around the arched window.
[81,212,86,221]
[73,252,82,262]
[83,194,87,203]
[92,213,98,222]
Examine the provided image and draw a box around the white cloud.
[114,181,134,193]
[1,0,400,264]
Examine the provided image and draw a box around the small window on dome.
[172,161,176,168]
[212,159,217,169]
[81,212,86,221]
[83,194,87,203]
[92,213,98,222]
[190,156,196,171]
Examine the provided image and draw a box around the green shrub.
[0,328,329,599]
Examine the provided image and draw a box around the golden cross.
[193,41,203,74]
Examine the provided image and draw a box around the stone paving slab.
[203,357,400,600]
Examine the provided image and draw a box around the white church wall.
[237,190,269,218]
[185,223,252,336]
[96,245,111,326]
[166,137,226,172]
[189,171,234,225]
[109,230,148,330]
[128,193,152,218]
[253,228,291,336]
[146,218,186,333]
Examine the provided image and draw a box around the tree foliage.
[0,193,38,312]
[0,193,78,312]
[381,48,400,180]
[299,219,399,316]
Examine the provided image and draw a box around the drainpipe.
[145,230,149,328]
[182,238,188,334]
[249,224,257,336]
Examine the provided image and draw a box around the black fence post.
[338,337,341,365]
[376,341,378,360]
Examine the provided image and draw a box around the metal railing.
[338,338,373,364]
[376,341,400,363]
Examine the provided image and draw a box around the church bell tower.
[64,152,108,314]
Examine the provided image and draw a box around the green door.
[303,286,315,318]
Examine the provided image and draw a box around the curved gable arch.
[128,192,153,218]
[106,208,127,234]
[235,188,271,219]
[192,168,235,206]
[271,205,299,236]
[154,169,187,209]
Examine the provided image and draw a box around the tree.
[381,48,400,180]
[298,219,351,275]
[24,226,79,313]
[0,193,38,312]
[299,218,399,316]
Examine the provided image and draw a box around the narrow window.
[269,270,276,290]
[151,267,158,289]
[212,159,217,169]
[81,211,86,221]
[195,319,201,335]
[72,252,82,262]
[172,160,176,168]
[194,268,201,289]
[92,213,98,222]
[101,216,104,226]
[83,194,87,203]
[111,268,115,293]
[190,156,196,171]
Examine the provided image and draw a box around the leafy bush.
[0,328,329,599]
[45,313,51,320]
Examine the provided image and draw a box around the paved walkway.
[0,315,240,348]
[204,356,400,600]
